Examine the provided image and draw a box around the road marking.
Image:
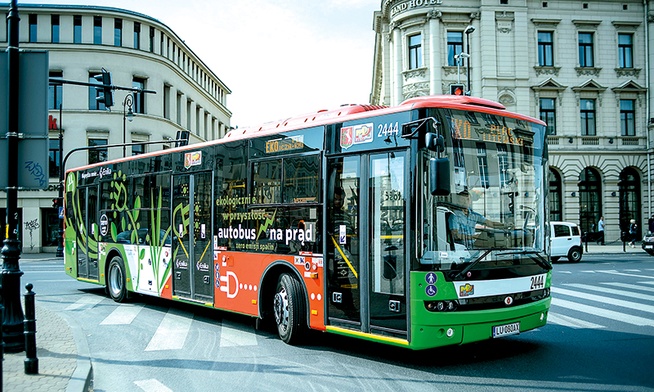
[134,379,172,392]
[551,298,654,327]
[220,321,258,347]
[553,287,654,314]
[145,309,192,351]
[564,283,654,302]
[547,312,604,329]
[604,282,654,294]
[100,304,142,325]
[65,296,103,311]
[597,269,654,279]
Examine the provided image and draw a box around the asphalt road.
[18,252,654,392]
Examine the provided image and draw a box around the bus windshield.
[420,110,548,270]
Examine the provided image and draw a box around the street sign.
[0,50,50,190]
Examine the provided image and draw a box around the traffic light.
[52,198,59,208]
[93,68,114,108]
[450,84,465,96]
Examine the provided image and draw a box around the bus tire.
[273,273,305,344]
[107,255,128,302]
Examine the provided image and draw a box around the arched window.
[619,167,641,237]
[578,167,601,235]
[548,168,562,221]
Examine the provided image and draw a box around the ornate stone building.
[0,3,231,252]
[371,0,654,242]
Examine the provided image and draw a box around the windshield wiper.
[449,249,493,280]
[496,249,552,271]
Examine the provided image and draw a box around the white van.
[549,221,583,262]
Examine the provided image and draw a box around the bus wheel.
[107,255,128,302]
[273,273,305,344]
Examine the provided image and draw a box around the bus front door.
[171,172,213,303]
[76,186,99,280]
[326,151,408,338]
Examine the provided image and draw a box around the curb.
[61,309,94,392]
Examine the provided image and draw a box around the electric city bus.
[63,95,552,350]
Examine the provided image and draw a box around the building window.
[578,32,594,67]
[49,71,63,110]
[132,142,145,156]
[114,18,122,46]
[539,98,556,135]
[133,22,141,49]
[537,31,553,66]
[49,138,61,179]
[447,31,464,66]
[548,169,562,222]
[176,92,183,126]
[408,34,423,70]
[132,78,146,114]
[580,98,596,136]
[620,99,635,136]
[93,16,102,44]
[149,26,155,52]
[29,14,37,43]
[88,72,106,110]
[51,15,60,43]
[163,84,171,120]
[618,33,633,68]
[497,144,510,186]
[88,138,108,164]
[73,15,82,43]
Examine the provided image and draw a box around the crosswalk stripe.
[144,309,193,351]
[100,304,142,325]
[553,287,654,314]
[219,322,258,347]
[604,282,654,294]
[597,270,654,279]
[134,379,172,392]
[564,283,654,302]
[65,296,103,311]
[547,312,605,329]
[551,298,654,326]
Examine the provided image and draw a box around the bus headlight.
[425,300,459,312]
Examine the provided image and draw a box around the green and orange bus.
[64,95,552,349]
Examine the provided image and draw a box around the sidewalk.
[2,253,93,392]
[1,244,649,391]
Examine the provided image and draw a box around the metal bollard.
[24,283,38,374]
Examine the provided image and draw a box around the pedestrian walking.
[648,214,654,235]
[597,216,605,245]
[628,219,638,247]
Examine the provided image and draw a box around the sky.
[17,0,381,128]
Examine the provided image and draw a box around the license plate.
[492,322,520,338]
[645,245,653,249]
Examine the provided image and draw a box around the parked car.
[642,232,654,256]
[549,221,583,262]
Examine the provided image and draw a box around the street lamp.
[464,25,475,96]
[454,52,470,84]
[122,93,134,157]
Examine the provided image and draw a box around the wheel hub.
[274,287,289,329]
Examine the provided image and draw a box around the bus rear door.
[171,171,213,303]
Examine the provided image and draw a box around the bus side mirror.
[425,133,444,153]
[430,157,451,196]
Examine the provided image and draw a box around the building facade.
[0,3,231,252]
[371,0,654,243]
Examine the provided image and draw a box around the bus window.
[252,160,281,204]
[283,155,320,204]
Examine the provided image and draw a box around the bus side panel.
[213,251,326,330]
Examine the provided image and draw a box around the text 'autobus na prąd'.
[63,95,552,350]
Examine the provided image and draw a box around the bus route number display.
[265,135,304,154]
